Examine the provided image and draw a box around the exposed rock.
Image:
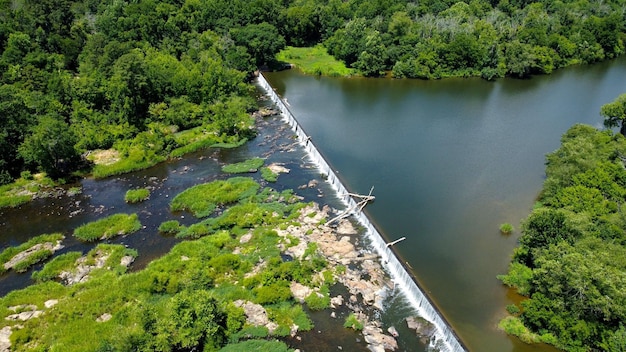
[0,326,11,352]
[233,300,277,333]
[3,240,64,271]
[267,163,290,174]
[307,179,319,188]
[96,313,112,322]
[239,232,253,244]
[180,255,190,261]
[290,282,313,303]
[120,255,134,267]
[290,324,299,337]
[44,300,58,309]
[336,219,357,235]
[363,324,398,352]
[5,305,43,322]
[387,326,399,337]
[330,295,344,308]
[406,316,436,341]
[244,260,266,279]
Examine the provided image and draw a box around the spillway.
[257,73,466,352]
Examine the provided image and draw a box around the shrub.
[74,213,142,241]
[344,313,364,330]
[255,283,292,305]
[499,223,514,234]
[498,316,541,344]
[222,158,264,174]
[125,188,150,203]
[304,291,330,311]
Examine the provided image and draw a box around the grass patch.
[73,213,142,241]
[158,220,181,235]
[222,158,264,174]
[0,233,64,274]
[170,177,260,218]
[219,339,292,352]
[32,251,83,282]
[261,167,278,182]
[276,45,355,77]
[125,188,150,203]
[0,173,56,208]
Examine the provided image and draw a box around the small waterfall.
[257,73,466,352]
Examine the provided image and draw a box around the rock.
[5,305,43,321]
[233,300,277,333]
[290,324,299,337]
[96,313,112,322]
[336,219,357,235]
[239,232,253,243]
[267,163,290,174]
[406,316,436,340]
[3,240,64,271]
[387,326,399,337]
[330,311,336,318]
[307,179,319,188]
[180,255,190,261]
[362,324,398,351]
[330,295,344,308]
[0,326,11,352]
[290,282,313,303]
[120,255,134,267]
[44,299,58,308]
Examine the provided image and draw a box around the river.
[264,57,626,352]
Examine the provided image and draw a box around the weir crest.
[257,73,466,352]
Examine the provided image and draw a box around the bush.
[125,188,150,203]
[304,291,330,311]
[222,158,264,174]
[344,313,364,331]
[255,283,292,305]
[499,223,514,234]
[74,213,142,241]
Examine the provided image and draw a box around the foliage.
[500,124,626,350]
[344,313,364,331]
[0,233,64,274]
[276,45,355,77]
[124,188,150,203]
[499,223,514,234]
[170,177,260,218]
[222,158,264,174]
[73,213,141,241]
[601,93,626,135]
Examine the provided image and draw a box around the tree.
[229,23,285,67]
[601,93,626,136]
[18,114,80,179]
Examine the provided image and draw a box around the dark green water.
[265,58,626,352]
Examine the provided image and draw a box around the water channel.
[264,57,626,352]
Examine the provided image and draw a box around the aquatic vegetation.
[261,166,279,182]
[499,223,514,234]
[0,173,56,209]
[222,158,265,174]
[158,220,181,235]
[73,213,142,241]
[124,188,150,203]
[170,177,260,217]
[344,313,364,331]
[0,233,64,274]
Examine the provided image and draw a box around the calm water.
[265,58,626,352]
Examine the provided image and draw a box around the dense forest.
[2,0,626,190]
[499,120,626,351]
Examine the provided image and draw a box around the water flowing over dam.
[257,73,466,352]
